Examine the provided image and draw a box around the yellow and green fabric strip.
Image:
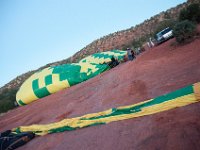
[13,82,200,136]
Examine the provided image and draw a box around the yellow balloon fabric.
[16,50,127,106]
[79,50,127,64]
[13,82,200,135]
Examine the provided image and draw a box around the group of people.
[108,47,136,69]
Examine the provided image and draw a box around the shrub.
[0,100,15,113]
[153,19,177,38]
[131,36,148,48]
[0,88,18,113]
[131,39,142,48]
[173,20,197,43]
[121,44,132,50]
[179,3,200,23]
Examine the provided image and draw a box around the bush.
[131,39,143,48]
[153,19,177,38]
[0,100,15,113]
[173,20,197,43]
[179,3,200,23]
[0,88,18,113]
[131,35,150,49]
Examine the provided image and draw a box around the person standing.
[126,48,135,61]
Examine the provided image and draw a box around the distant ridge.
[0,0,195,93]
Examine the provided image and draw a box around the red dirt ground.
[1,34,200,150]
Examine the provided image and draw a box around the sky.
[0,0,186,88]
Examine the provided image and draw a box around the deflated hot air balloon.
[16,50,127,106]
[79,50,127,64]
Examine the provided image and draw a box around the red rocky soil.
[1,34,200,150]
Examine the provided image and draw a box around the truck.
[156,27,173,44]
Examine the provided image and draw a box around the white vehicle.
[156,27,173,44]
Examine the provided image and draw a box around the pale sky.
[0,0,186,87]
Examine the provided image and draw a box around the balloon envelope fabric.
[14,82,200,135]
[16,63,110,106]
[16,50,127,106]
[79,50,127,64]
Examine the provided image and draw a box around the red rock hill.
[0,36,200,150]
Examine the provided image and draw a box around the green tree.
[0,100,15,113]
[131,36,148,48]
[153,19,177,38]
[173,20,197,43]
[0,88,18,113]
[179,3,200,23]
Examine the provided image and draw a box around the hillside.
[0,35,200,149]
[0,0,191,93]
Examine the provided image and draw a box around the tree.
[173,20,197,43]
[153,19,177,38]
[179,3,200,23]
